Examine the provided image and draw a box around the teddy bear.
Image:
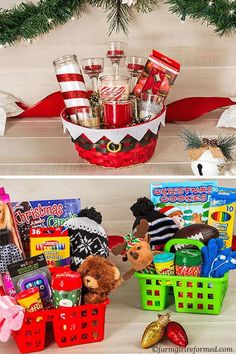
[78,255,121,304]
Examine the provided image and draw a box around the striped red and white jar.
[53,54,90,124]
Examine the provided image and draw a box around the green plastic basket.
[134,239,229,315]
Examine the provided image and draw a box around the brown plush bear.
[78,255,121,304]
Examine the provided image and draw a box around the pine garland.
[167,0,236,36]
[1,0,236,46]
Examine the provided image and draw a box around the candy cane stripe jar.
[53,54,90,124]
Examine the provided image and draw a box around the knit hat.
[63,207,108,270]
[158,205,182,216]
[130,197,179,249]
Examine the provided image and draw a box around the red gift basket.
[12,299,109,353]
[62,108,166,168]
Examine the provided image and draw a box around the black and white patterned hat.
[63,207,108,270]
[131,197,179,250]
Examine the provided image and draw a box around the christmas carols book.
[150,181,217,228]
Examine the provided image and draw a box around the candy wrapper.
[133,50,180,103]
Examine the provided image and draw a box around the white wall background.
[1,0,236,106]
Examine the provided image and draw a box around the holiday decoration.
[53,54,90,125]
[166,97,236,122]
[141,313,170,349]
[180,129,236,176]
[167,0,236,36]
[1,1,236,46]
[165,321,188,347]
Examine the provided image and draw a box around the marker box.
[208,187,236,248]
[30,227,70,268]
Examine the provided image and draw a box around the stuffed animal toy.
[63,207,109,270]
[123,234,154,281]
[78,255,121,304]
[111,219,154,280]
[111,218,150,259]
[0,296,24,342]
[131,197,179,250]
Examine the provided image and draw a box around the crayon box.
[11,198,80,256]
[30,227,70,268]
[207,188,236,248]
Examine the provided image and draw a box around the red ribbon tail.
[166,97,236,122]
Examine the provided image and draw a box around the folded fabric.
[0,90,24,135]
[0,296,24,342]
[217,105,236,129]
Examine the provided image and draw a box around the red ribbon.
[56,73,84,82]
[16,93,236,120]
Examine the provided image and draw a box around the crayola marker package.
[208,187,236,248]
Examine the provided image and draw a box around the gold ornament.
[141,313,170,349]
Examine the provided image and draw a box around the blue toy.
[201,238,236,278]
[201,238,224,277]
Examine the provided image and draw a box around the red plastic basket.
[62,108,166,168]
[12,299,109,353]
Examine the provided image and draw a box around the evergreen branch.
[135,0,158,13]
[107,1,132,35]
[179,128,203,150]
[166,0,236,36]
[1,0,236,45]
[0,0,86,45]
[217,134,236,161]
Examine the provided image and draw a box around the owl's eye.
[96,274,100,279]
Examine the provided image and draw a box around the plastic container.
[61,107,166,168]
[12,299,109,353]
[51,271,82,308]
[15,287,44,313]
[153,252,175,275]
[135,239,229,315]
[175,249,202,277]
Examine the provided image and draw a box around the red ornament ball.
[165,321,188,347]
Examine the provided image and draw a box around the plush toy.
[131,197,179,250]
[111,218,150,258]
[63,207,109,270]
[0,296,24,342]
[123,234,154,281]
[78,255,121,304]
